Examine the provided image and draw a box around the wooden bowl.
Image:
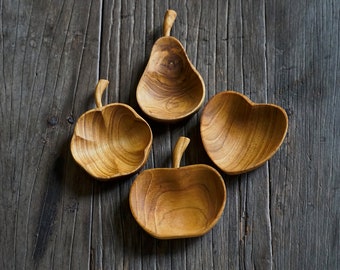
[129,137,226,239]
[70,79,153,180]
[136,10,205,122]
[200,91,288,175]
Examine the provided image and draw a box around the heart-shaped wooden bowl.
[200,91,288,175]
[70,79,153,180]
[129,137,226,239]
[136,10,205,122]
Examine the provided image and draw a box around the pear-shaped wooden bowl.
[70,79,153,180]
[136,10,205,122]
[200,91,288,175]
[129,137,226,239]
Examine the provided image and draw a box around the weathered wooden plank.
[215,1,244,270]
[238,0,274,269]
[265,0,340,269]
[0,0,101,269]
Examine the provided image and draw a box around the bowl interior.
[136,37,205,121]
[129,165,226,239]
[200,92,288,174]
[71,104,152,179]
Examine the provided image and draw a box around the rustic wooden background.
[1,0,339,269]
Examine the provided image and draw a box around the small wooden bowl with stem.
[70,79,153,180]
[200,91,288,175]
[136,10,205,122]
[129,137,226,239]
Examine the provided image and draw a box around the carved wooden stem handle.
[163,9,177,37]
[172,136,190,168]
[95,79,110,108]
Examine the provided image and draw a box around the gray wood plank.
[238,0,274,269]
[0,0,101,269]
[266,0,340,269]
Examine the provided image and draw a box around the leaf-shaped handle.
[172,136,190,168]
[95,79,110,108]
[163,9,177,37]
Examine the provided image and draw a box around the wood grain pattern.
[1,0,339,269]
[136,10,205,122]
[71,79,152,179]
[129,137,226,239]
[200,91,288,174]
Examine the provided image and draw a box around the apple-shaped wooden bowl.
[136,10,205,122]
[70,79,153,180]
[129,137,226,239]
[200,91,288,175]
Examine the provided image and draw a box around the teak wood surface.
[136,10,206,122]
[1,0,339,269]
[129,136,226,240]
[70,79,153,179]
